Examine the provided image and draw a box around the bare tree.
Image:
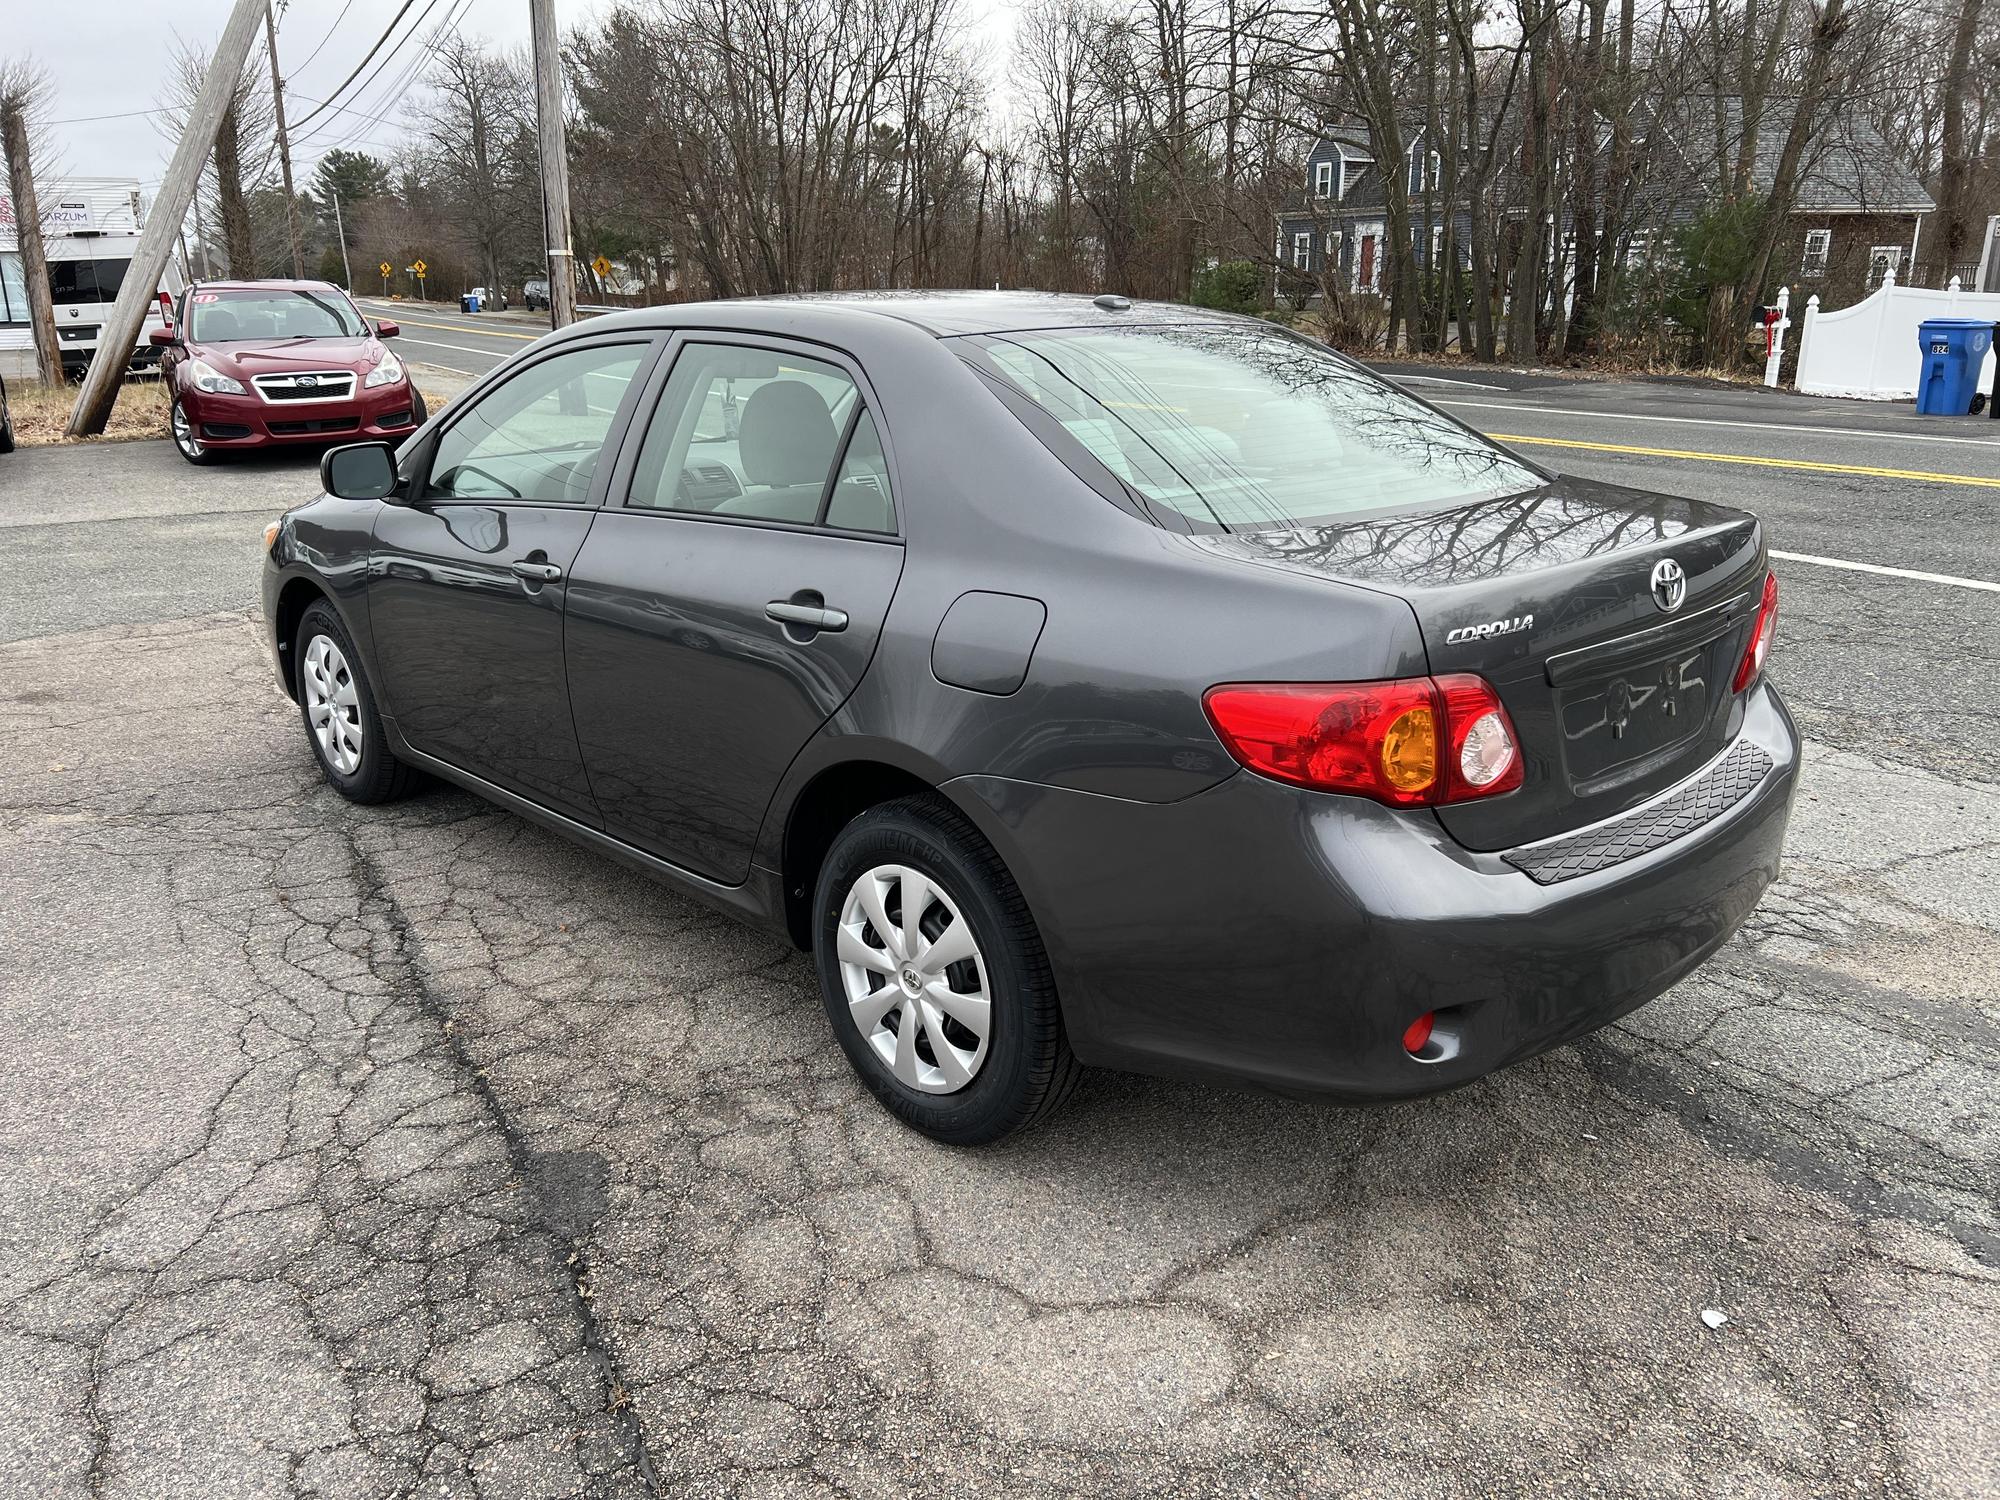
[0,59,61,384]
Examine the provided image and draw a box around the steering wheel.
[443,464,522,499]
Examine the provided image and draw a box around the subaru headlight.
[186,358,245,395]
[364,351,405,389]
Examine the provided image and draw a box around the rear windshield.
[960,324,1540,531]
[188,288,365,342]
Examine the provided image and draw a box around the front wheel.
[812,796,1081,1145]
[0,379,14,453]
[169,396,213,465]
[409,386,430,428]
[294,602,420,803]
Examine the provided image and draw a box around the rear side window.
[959,325,1539,531]
[625,342,893,533]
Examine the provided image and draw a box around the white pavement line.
[394,334,511,359]
[1437,398,2000,450]
[1392,372,1510,391]
[1771,550,2000,593]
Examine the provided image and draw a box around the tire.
[409,386,430,428]
[294,602,421,804]
[0,381,13,454]
[813,795,1082,1145]
[169,396,214,465]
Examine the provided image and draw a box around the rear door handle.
[765,600,849,633]
[510,559,564,582]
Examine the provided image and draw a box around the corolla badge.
[1445,613,1533,645]
[1650,558,1687,614]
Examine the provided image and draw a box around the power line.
[296,0,470,155]
[289,0,360,78]
[289,0,423,130]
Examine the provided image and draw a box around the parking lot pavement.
[0,438,1995,1498]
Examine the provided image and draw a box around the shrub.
[1190,259,1267,315]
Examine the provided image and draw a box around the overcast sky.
[15,0,1018,187]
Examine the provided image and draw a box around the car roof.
[189,278,348,294]
[587,289,1252,341]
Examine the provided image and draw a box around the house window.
[1801,229,1831,278]
[1867,245,1902,288]
[1314,161,1334,198]
[1293,232,1311,270]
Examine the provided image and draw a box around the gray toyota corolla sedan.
[261,291,1796,1144]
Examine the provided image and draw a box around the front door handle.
[510,559,564,583]
[766,600,849,633]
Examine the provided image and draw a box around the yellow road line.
[1488,432,2000,490]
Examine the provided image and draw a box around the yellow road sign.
[411,258,428,276]
[378,261,392,277]
[590,254,612,278]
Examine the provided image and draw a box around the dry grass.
[7,377,457,449]
[7,379,170,446]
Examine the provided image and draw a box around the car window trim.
[414,333,667,509]
[813,402,868,528]
[603,329,904,541]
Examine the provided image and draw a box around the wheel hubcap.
[302,634,363,775]
[837,864,990,1095]
[172,402,200,456]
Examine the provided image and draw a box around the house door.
[1359,235,1377,291]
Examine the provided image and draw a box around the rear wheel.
[294,602,420,804]
[812,796,1081,1145]
[169,397,214,465]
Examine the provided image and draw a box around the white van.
[1,178,181,379]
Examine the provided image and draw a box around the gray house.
[1276,101,1937,305]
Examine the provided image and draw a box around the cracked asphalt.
[1,424,1994,1499]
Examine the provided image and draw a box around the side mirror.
[321,441,400,501]
[149,327,177,348]
[374,319,400,339]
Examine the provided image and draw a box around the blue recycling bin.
[461,292,481,313]
[1915,318,1992,415]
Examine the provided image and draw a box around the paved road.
[0,363,1995,1497]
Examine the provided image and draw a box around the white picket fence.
[1794,269,2000,400]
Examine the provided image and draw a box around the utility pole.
[69,0,268,435]
[529,0,577,328]
[330,188,353,289]
[0,94,61,385]
[264,0,306,278]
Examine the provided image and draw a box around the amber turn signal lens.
[263,520,281,554]
[1379,706,1437,791]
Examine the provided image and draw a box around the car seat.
[714,380,837,523]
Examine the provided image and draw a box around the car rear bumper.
[948,680,1799,1101]
[180,382,420,448]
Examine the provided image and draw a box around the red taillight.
[1402,1011,1436,1054]
[1203,674,1522,806]
[1733,570,1778,692]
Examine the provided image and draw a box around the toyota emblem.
[1650,559,1687,614]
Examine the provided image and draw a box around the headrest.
[738,380,837,487]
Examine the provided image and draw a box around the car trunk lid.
[1185,474,1768,851]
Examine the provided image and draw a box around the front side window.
[188,287,364,342]
[961,324,1539,531]
[626,342,890,529]
[425,343,646,504]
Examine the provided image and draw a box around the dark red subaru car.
[153,279,426,464]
